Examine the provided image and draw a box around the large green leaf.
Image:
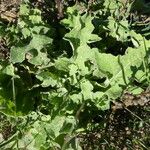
[10,34,52,65]
[55,57,71,72]
[95,43,146,100]
[63,13,101,55]
[10,46,27,63]
[80,79,93,100]
[36,71,60,87]
[74,45,97,75]
[27,34,52,51]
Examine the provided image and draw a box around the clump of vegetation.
[0,0,150,149]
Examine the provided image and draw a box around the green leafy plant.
[0,0,149,149]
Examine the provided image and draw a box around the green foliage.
[0,112,79,149]
[0,0,150,149]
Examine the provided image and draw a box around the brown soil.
[78,91,150,150]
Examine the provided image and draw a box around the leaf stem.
[142,37,150,83]
[11,76,16,115]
